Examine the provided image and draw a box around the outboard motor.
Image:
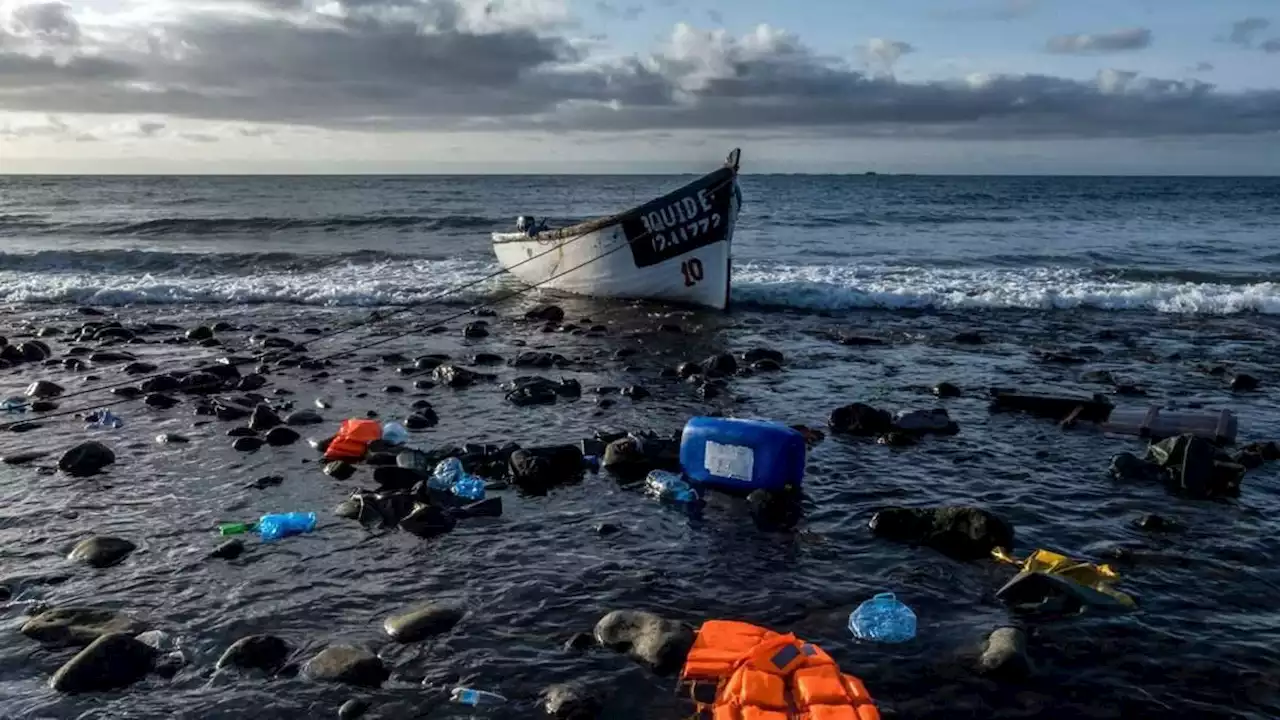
[516,215,530,233]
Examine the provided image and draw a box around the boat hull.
[492,173,740,310]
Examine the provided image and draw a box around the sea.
[0,174,1278,719]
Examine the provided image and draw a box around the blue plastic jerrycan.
[679,417,806,494]
[848,592,917,643]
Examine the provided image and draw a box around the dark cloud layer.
[1,0,1279,141]
[1046,27,1152,54]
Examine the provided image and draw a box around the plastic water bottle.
[849,592,916,643]
[381,421,409,446]
[450,687,506,706]
[1,397,27,413]
[218,522,256,536]
[430,457,465,492]
[87,409,123,429]
[452,474,486,501]
[256,512,317,542]
[645,470,700,504]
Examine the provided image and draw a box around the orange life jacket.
[680,620,880,720]
[322,419,382,462]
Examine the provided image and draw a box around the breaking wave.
[0,213,500,236]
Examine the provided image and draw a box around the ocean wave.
[4,257,1280,315]
[0,213,500,236]
[0,249,442,274]
[731,263,1280,315]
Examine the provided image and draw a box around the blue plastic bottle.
[381,421,410,446]
[430,458,464,492]
[451,474,486,501]
[679,417,806,494]
[256,512,317,541]
[848,592,916,643]
[645,470,700,504]
[450,687,506,706]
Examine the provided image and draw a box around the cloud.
[858,37,914,75]
[1227,17,1270,47]
[1047,27,1152,54]
[0,2,1279,143]
[1191,61,1214,73]
[1263,38,1280,54]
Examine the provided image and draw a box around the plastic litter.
[256,512,317,542]
[451,474,486,501]
[430,457,465,492]
[450,687,507,706]
[381,421,410,446]
[645,470,700,504]
[218,522,255,536]
[86,409,124,429]
[1,397,27,413]
[849,592,917,643]
[992,547,1136,608]
[679,417,806,494]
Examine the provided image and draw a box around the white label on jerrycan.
[704,441,755,482]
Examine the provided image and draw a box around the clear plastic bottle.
[450,687,506,706]
[645,470,700,504]
[381,421,410,446]
[848,592,916,643]
[256,512,317,541]
[88,409,123,429]
[1,397,27,413]
[451,475,486,501]
[430,457,464,492]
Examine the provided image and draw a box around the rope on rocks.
[0,175,737,432]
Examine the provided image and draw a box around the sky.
[0,0,1279,174]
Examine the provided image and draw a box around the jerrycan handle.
[872,592,897,602]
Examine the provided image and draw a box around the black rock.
[742,348,784,365]
[325,461,357,480]
[17,342,49,362]
[373,466,422,490]
[123,361,158,375]
[338,699,370,720]
[380,352,408,365]
[218,634,290,674]
[1230,373,1260,392]
[265,427,301,447]
[382,385,405,394]
[829,403,893,436]
[700,353,738,377]
[238,374,269,391]
[455,497,503,518]
[405,410,438,430]
[400,504,457,538]
[593,610,693,676]
[249,405,282,431]
[186,326,214,341]
[979,627,1032,680]
[1134,514,1182,532]
[433,364,480,388]
[303,646,388,688]
[594,522,621,536]
[141,374,182,393]
[869,506,1015,561]
[227,427,257,437]
[541,682,603,720]
[67,536,136,568]
[21,607,147,647]
[58,441,115,477]
[250,475,285,489]
[462,322,489,339]
[836,334,886,347]
[933,382,962,398]
[953,331,985,345]
[2,450,50,465]
[109,386,143,400]
[509,445,585,492]
[89,351,135,364]
[62,358,87,371]
[286,409,325,426]
[383,601,465,643]
[144,393,180,409]
[233,437,265,452]
[50,633,156,693]
[658,323,683,334]
[26,380,65,399]
[526,305,565,323]
[156,433,190,445]
[29,400,57,412]
[210,539,245,560]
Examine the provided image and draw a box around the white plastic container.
[1102,406,1237,445]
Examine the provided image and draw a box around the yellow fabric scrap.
[992,547,1136,607]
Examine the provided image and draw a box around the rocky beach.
[2,292,1279,719]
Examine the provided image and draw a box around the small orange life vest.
[322,419,382,462]
[680,620,881,720]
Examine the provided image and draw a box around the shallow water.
[2,296,1279,719]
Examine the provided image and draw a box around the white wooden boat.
[492,149,742,310]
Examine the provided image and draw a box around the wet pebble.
[218,635,290,674]
[303,646,388,688]
[50,633,155,693]
[266,427,301,447]
[233,437,265,452]
[67,537,136,568]
[210,539,245,560]
[21,607,146,647]
[325,461,357,480]
[383,601,465,643]
[338,699,370,720]
[58,441,115,477]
